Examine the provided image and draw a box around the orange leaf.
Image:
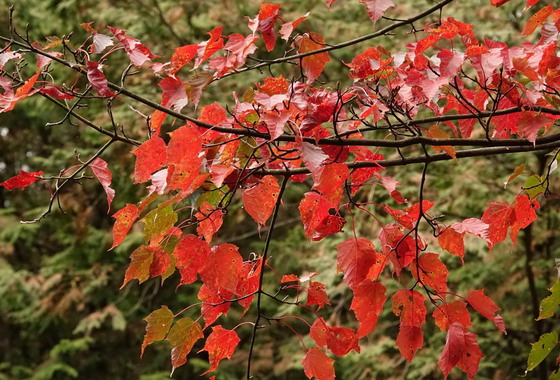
[522,5,553,36]
[121,245,155,288]
[294,32,331,83]
[427,124,457,161]
[111,204,140,250]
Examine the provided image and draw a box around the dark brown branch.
[255,138,560,175]
[3,36,560,150]
[246,176,289,380]
[20,138,116,224]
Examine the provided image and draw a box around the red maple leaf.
[0,169,43,191]
[242,175,280,227]
[350,280,387,337]
[336,238,378,290]
[302,348,335,380]
[200,325,240,374]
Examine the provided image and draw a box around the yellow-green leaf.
[523,174,547,200]
[166,318,203,374]
[538,281,560,320]
[141,306,174,357]
[527,332,558,371]
[142,205,178,243]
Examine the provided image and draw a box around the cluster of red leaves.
[1,0,559,378]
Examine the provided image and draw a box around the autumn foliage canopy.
[1,0,560,378]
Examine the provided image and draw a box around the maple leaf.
[458,332,483,380]
[141,305,174,357]
[481,201,515,248]
[261,108,291,140]
[350,280,387,337]
[90,158,115,212]
[236,257,262,314]
[310,318,360,356]
[392,289,426,327]
[149,246,172,279]
[0,169,43,191]
[195,202,224,243]
[376,173,406,204]
[168,44,198,74]
[242,175,280,227]
[297,140,328,181]
[427,125,457,161]
[141,205,178,244]
[194,26,224,69]
[173,234,211,285]
[86,60,116,98]
[110,203,140,250]
[199,243,243,293]
[438,322,466,378]
[299,192,345,241]
[167,124,203,165]
[433,301,472,331]
[200,325,240,374]
[537,280,560,320]
[302,348,335,380]
[185,73,214,109]
[81,23,114,54]
[132,136,167,183]
[522,4,553,36]
[437,219,488,262]
[279,13,309,41]
[466,289,506,333]
[383,200,434,230]
[294,32,331,83]
[517,111,555,144]
[313,163,349,205]
[336,238,378,290]
[248,3,281,52]
[396,325,424,362]
[410,252,449,293]
[0,73,40,113]
[108,26,157,67]
[39,85,74,100]
[121,245,156,288]
[158,76,188,112]
[359,0,395,25]
[198,283,233,326]
[0,49,22,70]
[306,281,330,310]
[378,224,418,275]
[510,194,539,244]
[490,0,512,6]
[166,318,204,374]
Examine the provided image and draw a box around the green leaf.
[538,281,560,320]
[523,174,548,200]
[551,369,560,380]
[142,206,178,243]
[527,332,558,371]
[166,318,204,374]
[141,306,174,357]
